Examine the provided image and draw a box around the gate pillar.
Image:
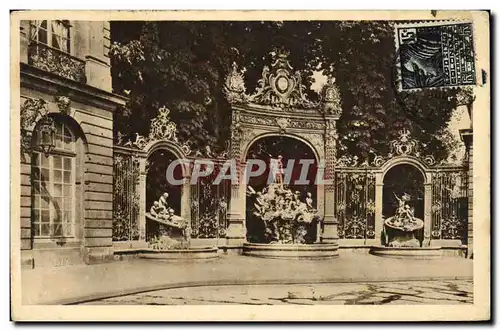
[374,173,384,244]
[226,163,246,245]
[181,175,191,229]
[138,157,147,242]
[423,178,433,247]
[321,120,338,244]
[226,122,246,245]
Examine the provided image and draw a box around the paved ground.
[84,280,473,305]
[21,252,473,305]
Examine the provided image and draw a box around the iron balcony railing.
[27,41,87,84]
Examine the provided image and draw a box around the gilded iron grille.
[112,153,140,241]
[335,170,376,240]
[190,161,231,239]
[431,169,468,242]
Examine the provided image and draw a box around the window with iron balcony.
[28,20,87,83]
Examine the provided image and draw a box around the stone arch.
[144,140,189,178]
[381,156,429,184]
[380,157,433,246]
[242,132,322,163]
[143,140,191,242]
[241,133,322,243]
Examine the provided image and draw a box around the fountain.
[139,192,218,260]
[370,192,441,259]
[242,160,338,259]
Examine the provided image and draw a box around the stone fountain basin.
[138,247,218,260]
[242,243,339,260]
[369,246,442,259]
[384,217,424,232]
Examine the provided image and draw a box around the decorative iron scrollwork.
[120,107,192,156]
[390,129,419,157]
[347,129,439,168]
[113,153,140,241]
[28,42,86,83]
[441,213,466,240]
[335,170,376,240]
[248,48,318,110]
[190,164,231,239]
[344,216,366,239]
[431,169,468,242]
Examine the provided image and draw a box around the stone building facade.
[19,20,126,268]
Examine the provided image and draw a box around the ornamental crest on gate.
[119,107,191,156]
[249,49,317,109]
[336,129,437,168]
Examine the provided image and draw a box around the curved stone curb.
[242,243,339,259]
[59,275,472,306]
[369,246,442,259]
[138,247,218,260]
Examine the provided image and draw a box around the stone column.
[374,173,384,245]
[181,176,191,226]
[423,179,433,247]
[225,114,246,245]
[226,165,246,245]
[315,180,325,243]
[321,120,338,244]
[138,157,147,242]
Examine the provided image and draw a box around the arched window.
[31,121,76,238]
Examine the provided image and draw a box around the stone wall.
[19,20,126,267]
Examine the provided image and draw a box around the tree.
[308,21,469,162]
[110,21,470,162]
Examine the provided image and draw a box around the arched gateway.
[111,50,469,255]
[222,50,343,245]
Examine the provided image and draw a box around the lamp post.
[37,116,56,157]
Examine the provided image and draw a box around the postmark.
[395,22,476,91]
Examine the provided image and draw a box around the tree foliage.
[110,21,470,162]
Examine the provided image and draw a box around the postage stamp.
[395,22,476,91]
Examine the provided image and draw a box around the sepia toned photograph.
[10,10,490,321]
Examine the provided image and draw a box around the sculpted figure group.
[148,192,191,240]
[383,192,424,248]
[247,183,321,244]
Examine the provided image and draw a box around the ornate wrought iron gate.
[335,169,376,240]
[431,169,468,243]
[112,151,140,241]
[190,161,231,239]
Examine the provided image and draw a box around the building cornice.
[20,62,127,112]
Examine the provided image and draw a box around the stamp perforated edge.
[393,20,478,92]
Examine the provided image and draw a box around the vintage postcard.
[10,10,490,321]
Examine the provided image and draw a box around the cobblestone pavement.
[85,279,473,305]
